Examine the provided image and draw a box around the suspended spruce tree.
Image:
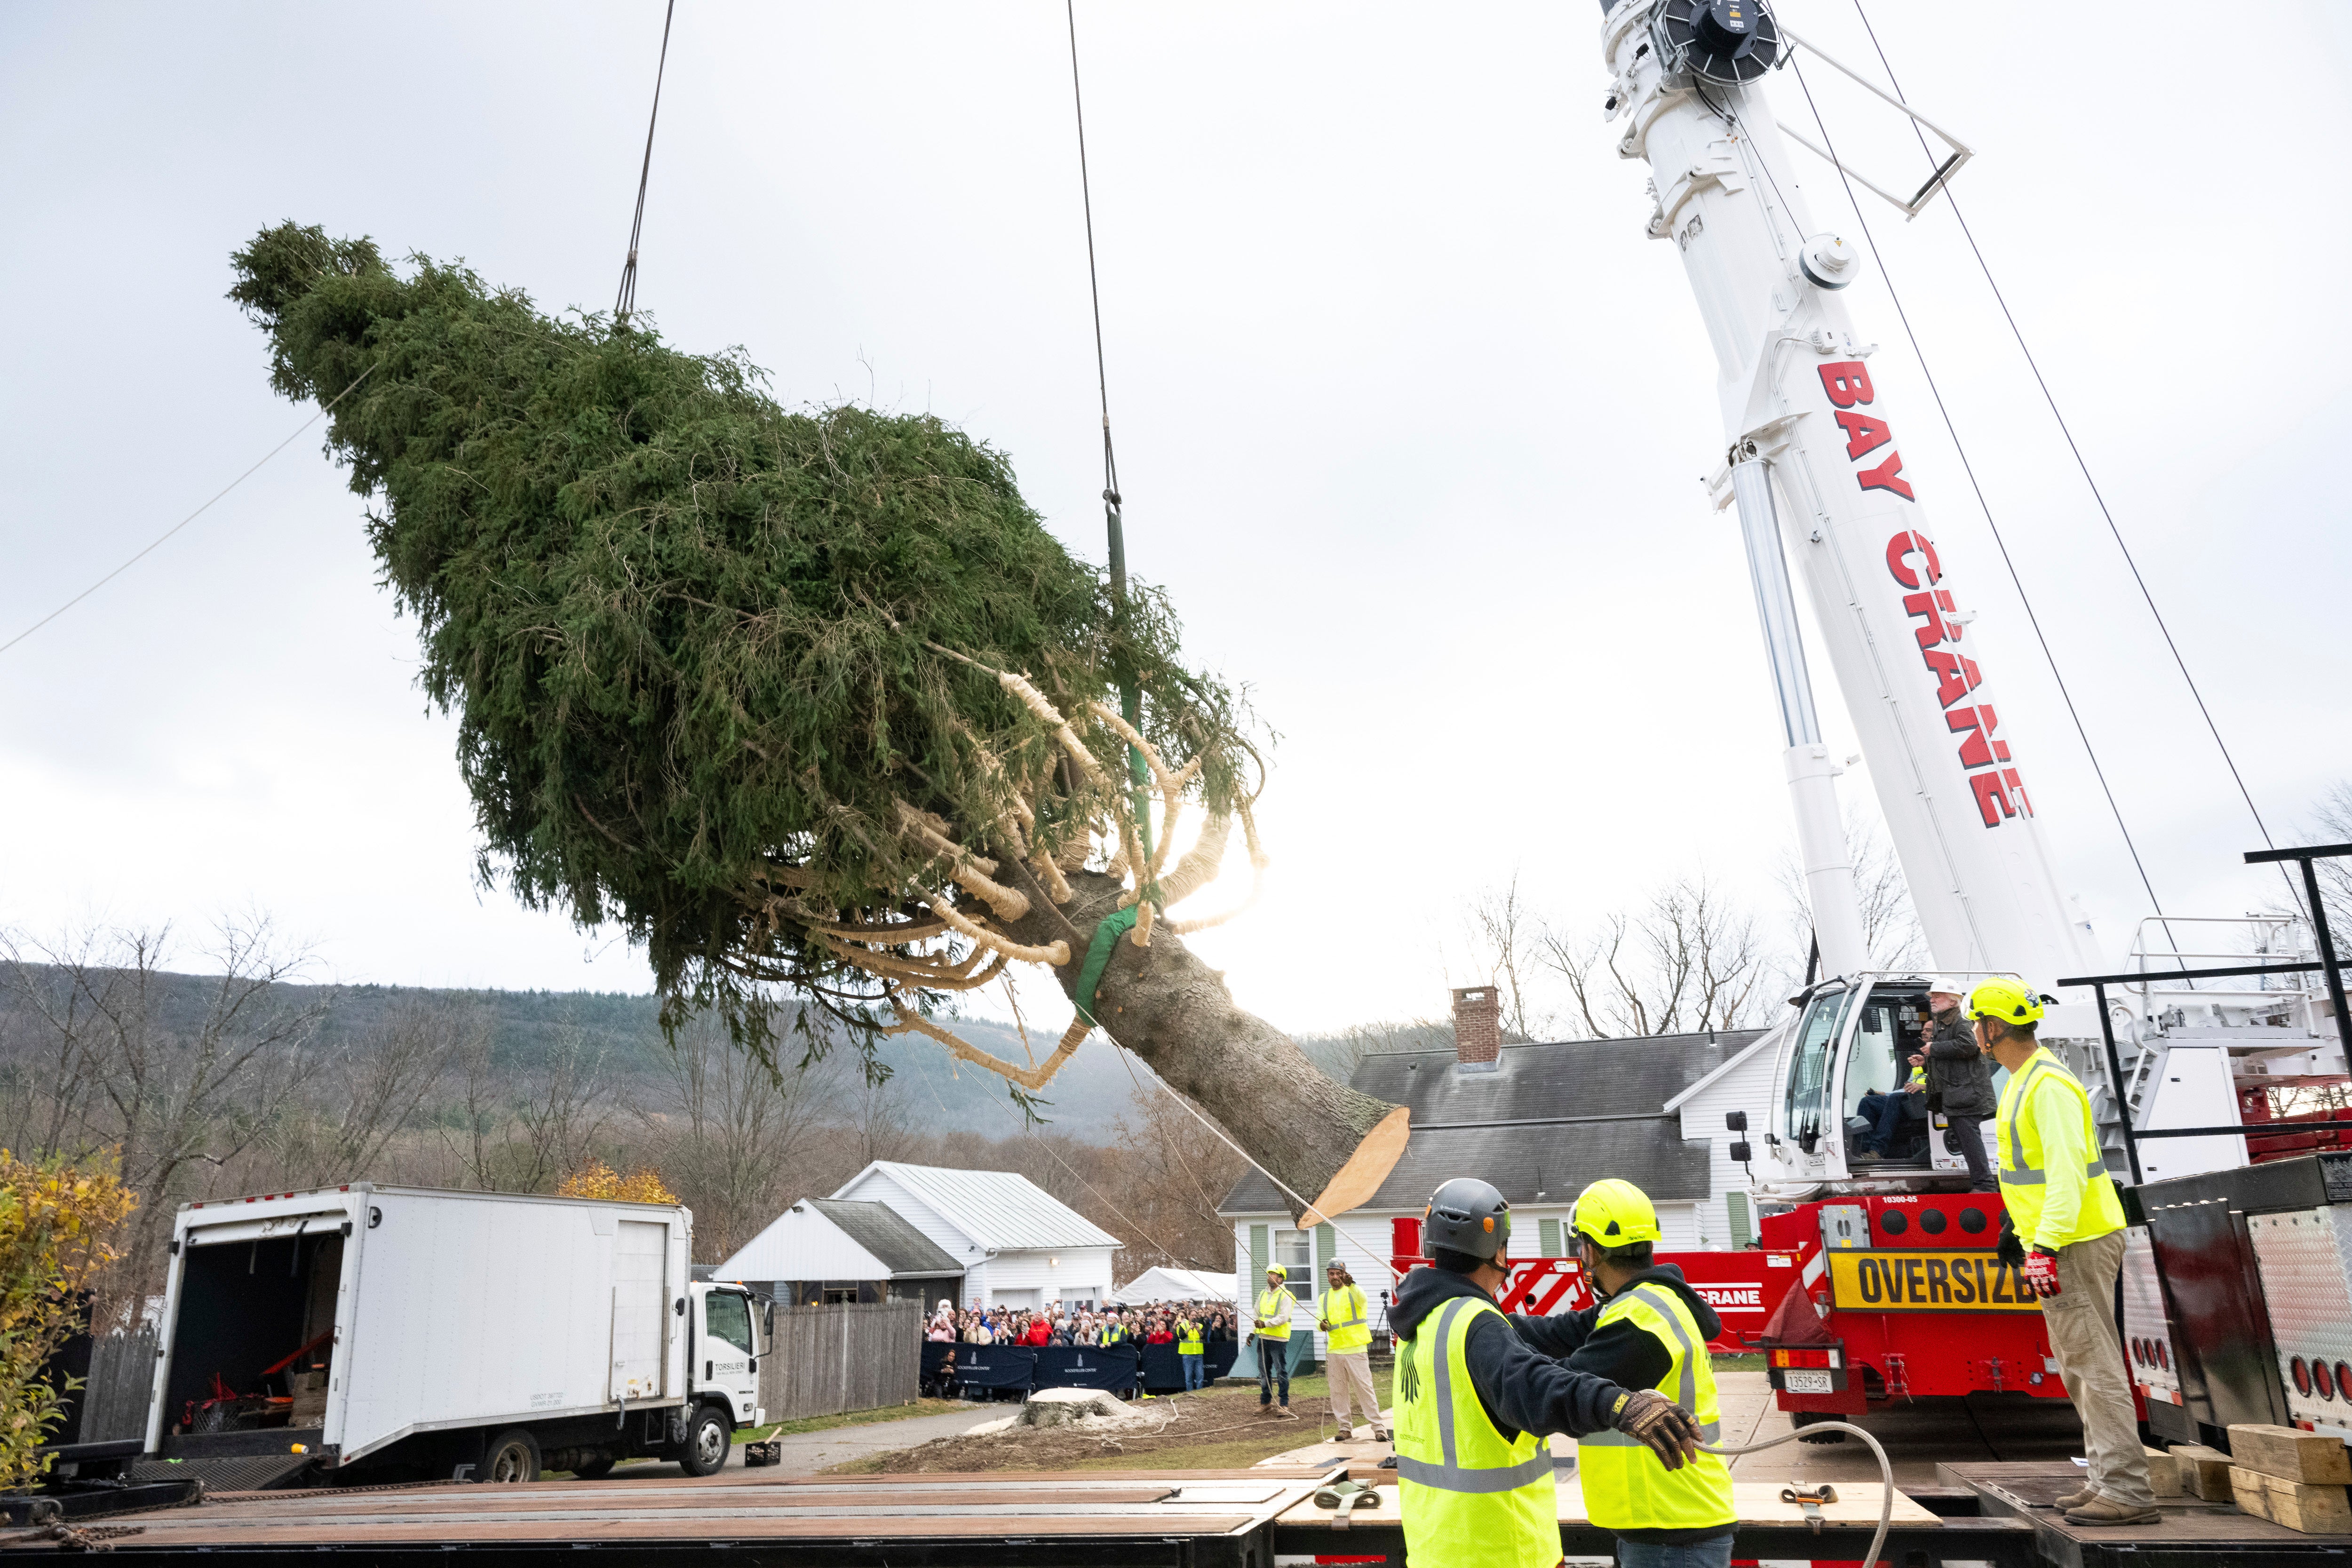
[229,223,1397,1212]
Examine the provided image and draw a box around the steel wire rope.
[1844,0,2306,922]
[1780,55,2185,956]
[1698,1421,1895,1568]
[0,363,379,659]
[612,0,677,326]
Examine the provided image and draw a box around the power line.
[1782,56,2181,948]
[613,0,677,325]
[1843,0,2304,916]
[0,364,379,660]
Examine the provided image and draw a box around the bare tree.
[1776,807,1927,974]
[1540,876,1770,1039]
[269,997,482,1187]
[645,1014,841,1262]
[508,1027,614,1194]
[0,917,333,1294]
[1464,870,1543,1039]
[2311,781,2352,937]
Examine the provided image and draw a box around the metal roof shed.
[831,1162,1122,1311]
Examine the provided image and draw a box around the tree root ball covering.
[229,222,1392,1209]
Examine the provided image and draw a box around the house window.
[1273,1229,1313,1301]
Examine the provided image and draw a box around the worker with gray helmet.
[1391,1178,1703,1568]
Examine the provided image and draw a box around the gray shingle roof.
[1218,1030,1758,1217]
[808,1199,964,1277]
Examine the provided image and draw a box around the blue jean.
[1857,1088,1926,1152]
[1258,1339,1290,1404]
[1613,1530,1734,1568]
[1181,1353,1205,1391]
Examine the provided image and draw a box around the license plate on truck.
[1782,1369,1834,1393]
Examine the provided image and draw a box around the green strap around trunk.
[1073,905,1141,1027]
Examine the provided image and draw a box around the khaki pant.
[2045,1228,2155,1508]
[1327,1349,1382,1434]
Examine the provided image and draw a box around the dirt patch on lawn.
[851,1377,1375,1474]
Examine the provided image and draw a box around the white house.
[829,1161,1121,1311]
[1220,987,1776,1354]
[710,1197,965,1305]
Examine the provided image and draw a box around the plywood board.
[1303,1106,1410,1226]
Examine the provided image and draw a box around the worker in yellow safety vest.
[1972,978,2158,1528]
[1318,1261,1384,1442]
[1391,1178,1702,1568]
[1176,1313,1206,1393]
[1501,1179,1736,1567]
[1253,1266,1294,1410]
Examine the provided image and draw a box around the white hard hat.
[1924,977,1967,997]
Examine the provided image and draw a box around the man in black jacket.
[1920,979,1998,1191]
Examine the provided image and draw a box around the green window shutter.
[1728,1192,1753,1248]
[1250,1224,1269,1283]
[1538,1218,1561,1258]
[1316,1223,1335,1276]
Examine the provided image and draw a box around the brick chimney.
[1451,985,1501,1073]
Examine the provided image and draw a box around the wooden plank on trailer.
[2227,1423,2352,1484]
[1275,1478,1938,1530]
[2169,1442,2235,1500]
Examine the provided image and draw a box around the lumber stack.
[2226,1424,2352,1534]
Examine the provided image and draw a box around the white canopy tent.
[1112,1267,1235,1305]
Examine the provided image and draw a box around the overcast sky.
[4,1,2348,1041]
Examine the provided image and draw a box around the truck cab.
[690,1282,765,1432]
[1766,972,2007,1192]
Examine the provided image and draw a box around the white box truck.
[148,1184,768,1484]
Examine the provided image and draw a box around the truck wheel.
[480,1428,543,1483]
[676,1406,732,1477]
[1791,1411,1848,1445]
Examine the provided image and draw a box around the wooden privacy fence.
[758,1300,921,1423]
[48,1326,159,1447]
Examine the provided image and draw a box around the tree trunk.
[998,860,1397,1221]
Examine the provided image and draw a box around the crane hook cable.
[1781,56,2185,956]
[613,0,677,326]
[1843,0,2305,922]
[0,362,378,661]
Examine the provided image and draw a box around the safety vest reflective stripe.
[1178,1325,1203,1353]
[1322,1285,1372,1352]
[2000,1059,2106,1183]
[1256,1290,1293,1338]
[1574,1283,1736,1532]
[1395,1298,1554,1491]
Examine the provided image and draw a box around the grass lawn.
[743,1399,969,1442]
[1712,1353,1764,1375]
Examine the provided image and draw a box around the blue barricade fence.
[1031,1346,1138,1391]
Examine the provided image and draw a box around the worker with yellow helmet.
[1391,1178,1702,1568]
[1494,1178,1736,1568]
[1970,978,2158,1528]
[1253,1264,1295,1412]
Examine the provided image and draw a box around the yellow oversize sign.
[1827,1250,2042,1313]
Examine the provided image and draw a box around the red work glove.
[2023,1247,2062,1299]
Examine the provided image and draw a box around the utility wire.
[1844,0,2304,919]
[1783,56,2181,951]
[0,364,379,660]
[613,0,678,326]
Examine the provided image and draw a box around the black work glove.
[1996,1211,2026,1268]
[1611,1389,1702,1471]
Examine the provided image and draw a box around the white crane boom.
[1598,0,2095,989]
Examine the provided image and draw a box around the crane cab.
[1763,973,2004,1192]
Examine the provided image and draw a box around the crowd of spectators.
[925,1300,1236,1348]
